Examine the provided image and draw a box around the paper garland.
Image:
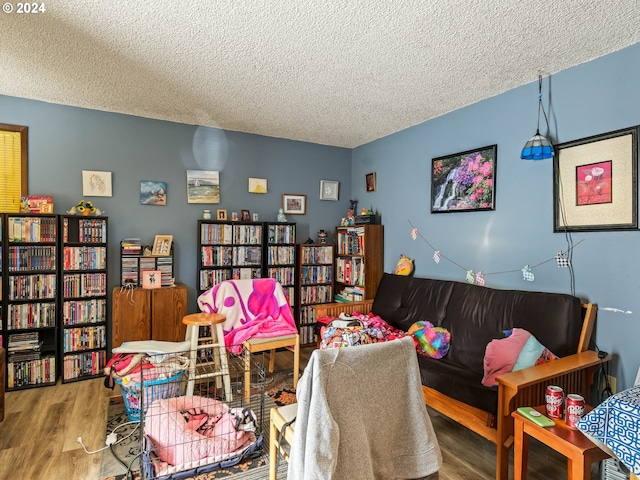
[409,219,582,286]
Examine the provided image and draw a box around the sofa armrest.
[311,300,374,318]
[496,350,609,393]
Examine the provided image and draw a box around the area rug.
[99,369,296,480]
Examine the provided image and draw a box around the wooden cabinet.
[334,224,384,300]
[111,284,187,349]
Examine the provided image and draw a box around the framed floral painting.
[430,145,497,213]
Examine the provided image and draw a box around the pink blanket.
[197,279,298,354]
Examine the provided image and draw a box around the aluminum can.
[545,385,564,418]
[565,394,586,428]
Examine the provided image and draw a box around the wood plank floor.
[0,346,600,479]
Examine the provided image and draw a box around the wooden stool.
[182,313,232,400]
[243,333,300,403]
[512,405,610,480]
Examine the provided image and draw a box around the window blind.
[0,125,27,213]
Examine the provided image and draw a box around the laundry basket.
[115,354,189,421]
[116,370,185,421]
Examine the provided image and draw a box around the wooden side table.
[512,405,610,480]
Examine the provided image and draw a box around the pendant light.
[521,75,554,160]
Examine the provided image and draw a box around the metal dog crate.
[139,346,266,480]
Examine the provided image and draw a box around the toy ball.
[408,321,450,359]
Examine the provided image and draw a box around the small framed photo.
[320,180,339,201]
[231,211,239,221]
[366,172,377,192]
[217,209,227,220]
[141,270,162,289]
[241,209,251,221]
[152,235,173,256]
[282,194,307,215]
[248,177,267,194]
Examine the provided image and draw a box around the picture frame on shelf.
[320,180,339,201]
[366,172,377,192]
[141,270,162,289]
[217,209,227,220]
[431,144,497,213]
[282,194,307,215]
[241,209,251,221]
[248,177,267,194]
[152,234,173,256]
[553,126,638,232]
[231,211,239,221]
[82,170,113,197]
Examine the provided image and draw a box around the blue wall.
[0,95,352,313]
[352,42,640,390]
[2,41,639,390]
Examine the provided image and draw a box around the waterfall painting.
[431,145,497,213]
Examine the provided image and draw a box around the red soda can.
[565,394,586,428]
[545,385,564,418]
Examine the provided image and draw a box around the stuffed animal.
[394,254,414,276]
[408,320,451,359]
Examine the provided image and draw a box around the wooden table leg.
[568,456,589,480]
[513,417,529,480]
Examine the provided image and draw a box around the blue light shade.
[520,131,554,160]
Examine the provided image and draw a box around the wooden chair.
[243,333,299,402]
[182,312,232,400]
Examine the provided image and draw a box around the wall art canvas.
[431,145,497,213]
[187,170,220,204]
[576,161,612,206]
[140,180,167,206]
[82,170,112,197]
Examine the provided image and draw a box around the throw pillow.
[482,328,558,387]
[408,320,451,359]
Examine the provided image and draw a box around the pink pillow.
[481,328,531,387]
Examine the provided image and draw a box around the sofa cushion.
[417,356,498,415]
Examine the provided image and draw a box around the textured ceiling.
[1,1,639,148]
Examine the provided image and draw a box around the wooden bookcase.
[111,284,187,348]
[297,243,334,345]
[265,222,297,315]
[334,224,384,301]
[59,215,108,383]
[2,213,59,390]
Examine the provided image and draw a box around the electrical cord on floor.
[77,421,139,455]
[109,443,129,471]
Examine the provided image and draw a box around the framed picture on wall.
[282,194,306,215]
[553,126,639,232]
[430,145,497,213]
[320,180,339,201]
[366,172,377,192]
[82,170,113,197]
[140,180,167,206]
